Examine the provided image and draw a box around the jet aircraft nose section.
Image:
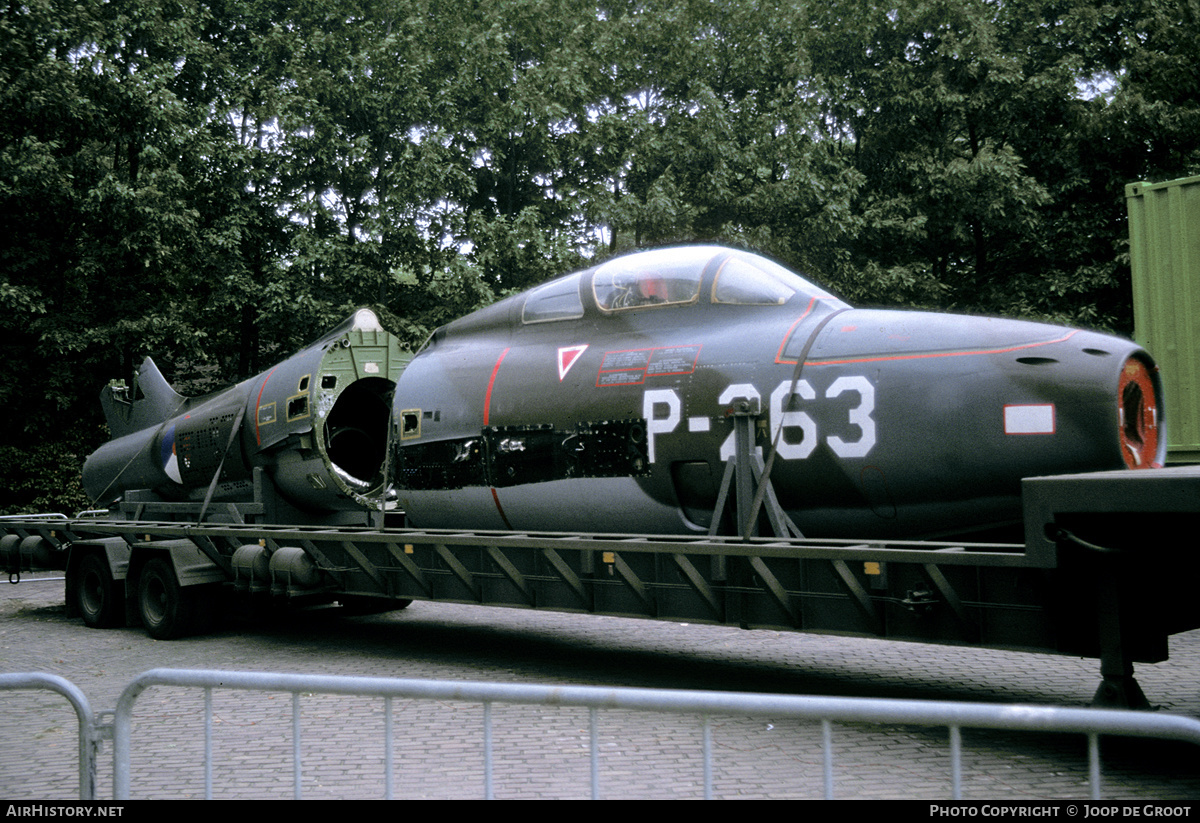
[785,309,1165,524]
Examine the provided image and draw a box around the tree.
[800,0,1199,331]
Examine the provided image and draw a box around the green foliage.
[0,423,101,516]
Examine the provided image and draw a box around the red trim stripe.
[490,488,514,529]
[773,297,823,364]
[484,349,513,526]
[253,366,279,446]
[483,347,510,427]
[804,331,1080,366]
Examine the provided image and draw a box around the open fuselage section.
[84,310,410,515]
[392,246,1162,538]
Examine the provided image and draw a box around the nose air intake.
[1118,355,1162,468]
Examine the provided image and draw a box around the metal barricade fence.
[7,668,1200,800]
[0,673,99,800]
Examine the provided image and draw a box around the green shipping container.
[1126,175,1200,463]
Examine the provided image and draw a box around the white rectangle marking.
[1005,404,1055,435]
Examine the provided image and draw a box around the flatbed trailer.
[5,466,1200,709]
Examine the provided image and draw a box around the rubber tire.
[76,552,122,629]
[137,557,198,640]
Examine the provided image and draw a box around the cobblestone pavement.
[2,572,1198,800]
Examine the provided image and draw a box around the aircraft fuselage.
[392,247,1162,539]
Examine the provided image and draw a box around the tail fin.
[99,357,187,439]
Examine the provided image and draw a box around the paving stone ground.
[2,571,1198,800]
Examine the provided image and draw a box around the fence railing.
[7,668,1200,800]
[0,672,99,800]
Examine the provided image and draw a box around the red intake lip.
[1118,356,1161,468]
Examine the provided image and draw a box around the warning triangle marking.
[558,344,588,381]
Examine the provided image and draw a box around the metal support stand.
[707,396,804,541]
[1092,553,1151,710]
[1052,527,1152,710]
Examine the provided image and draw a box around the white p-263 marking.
[643,378,876,463]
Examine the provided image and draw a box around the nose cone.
[806,308,1164,475]
[772,308,1164,539]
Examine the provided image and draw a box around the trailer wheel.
[77,552,122,629]
[138,557,198,640]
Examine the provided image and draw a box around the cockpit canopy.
[521,246,845,324]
